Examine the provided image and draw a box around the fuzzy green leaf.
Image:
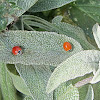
[54,82,79,100]
[52,17,95,50]
[9,72,30,95]
[28,0,76,12]
[85,85,94,100]
[90,61,100,84]
[7,0,38,25]
[23,15,95,50]
[24,96,33,100]
[15,64,53,100]
[46,50,100,93]
[0,2,8,32]
[0,87,2,100]
[0,63,17,100]
[0,31,82,66]
[7,64,30,95]
[92,23,100,49]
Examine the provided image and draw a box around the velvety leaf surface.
[9,72,30,95]
[0,0,38,32]
[28,0,76,12]
[90,61,100,84]
[0,2,8,32]
[0,31,82,66]
[15,64,53,100]
[92,23,100,49]
[0,63,17,100]
[7,0,38,25]
[24,96,33,100]
[23,15,95,50]
[54,82,79,100]
[46,50,100,93]
[51,16,95,50]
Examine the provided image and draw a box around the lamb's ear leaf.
[0,31,82,66]
[28,0,76,12]
[24,96,33,100]
[90,61,100,84]
[7,0,39,25]
[0,63,17,100]
[15,64,53,100]
[7,68,30,95]
[54,82,79,100]
[92,23,100,49]
[0,0,39,32]
[46,50,100,93]
[23,15,95,50]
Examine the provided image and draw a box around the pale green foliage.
[52,16,63,24]
[0,31,82,66]
[7,0,38,25]
[0,0,39,31]
[0,87,2,100]
[28,0,76,12]
[90,61,100,84]
[85,85,94,100]
[24,96,33,100]
[46,50,100,93]
[52,16,95,50]
[15,64,53,100]
[54,82,79,100]
[8,71,30,95]
[0,63,17,100]
[23,15,95,50]
[92,23,100,49]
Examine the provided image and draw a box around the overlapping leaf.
[0,31,82,66]
[15,64,53,100]
[0,63,17,100]
[46,50,100,93]
[7,0,38,25]
[92,23,100,49]
[24,96,33,100]
[0,2,8,32]
[23,15,95,50]
[0,0,39,32]
[28,0,76,12]
[90,61,100,84]
[54,82,79,100]
[9,72,30,95]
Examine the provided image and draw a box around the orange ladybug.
[12,46,22,55]
[63,42,72,51]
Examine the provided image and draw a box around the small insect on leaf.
[12,46,22,55]
[63,42,72,51]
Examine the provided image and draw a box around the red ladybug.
[12,46,22,55]
[63,42,72,51]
